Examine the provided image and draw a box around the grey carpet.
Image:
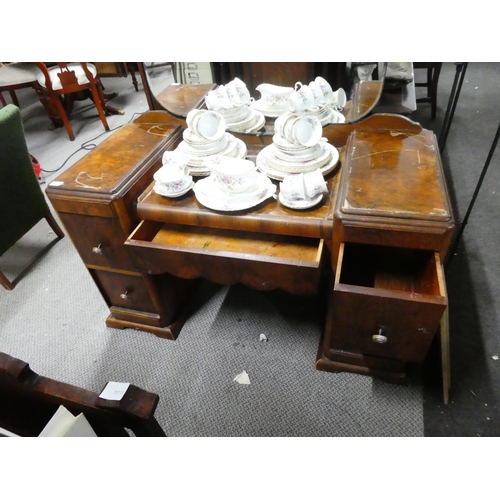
[0,67,425,436]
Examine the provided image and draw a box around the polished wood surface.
[0,351,165,437]
[45,103,455,386]
[340,129,452,222]
[155,83,215,117]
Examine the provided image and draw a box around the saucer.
[278,191,324,210]
[251,99,288,118]
[183,136,248,176]
[256,142,339,181]
[154,179,194,198]
[193,173,276,211]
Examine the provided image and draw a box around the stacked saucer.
[217,104,266,134]
[256,113,339,181]
[176,109,247,176]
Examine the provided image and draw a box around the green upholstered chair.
[0,104,64,290]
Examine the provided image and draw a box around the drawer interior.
[130,220,323,267]
[337,242,444,297]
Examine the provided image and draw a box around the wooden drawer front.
[329,243,447,362]
[59,212,136,272]
[339,221,454,259]
[126,220,324,296]
[91,270,157,313]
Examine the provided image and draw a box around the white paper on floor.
[233,370,251,385]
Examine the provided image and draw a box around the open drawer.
[329,242,447,362]
[125,220,325,295]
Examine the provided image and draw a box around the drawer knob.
[372,328,388,344]
[120,291,129,300]
[92,244,103,255]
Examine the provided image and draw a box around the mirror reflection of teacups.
[210,156,258,193]
[330,88,347,110]
[303,168,328,198]
[309,80,327,106]
[232,77,253,105]
[224,81,244,106]
[287,83,317,113]
[205,87,231,110]
[315,76,334,103]
[280,172,309,201]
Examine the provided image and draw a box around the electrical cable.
[40,110,148,175]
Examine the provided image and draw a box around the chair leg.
[88,85,110,132]
[0,270,15,290]
[9,90,20,108]
[45,210,65,239]
[0,92,6,106]
[52,94,75,141]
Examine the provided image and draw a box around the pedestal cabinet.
[316,126,455,382]
[46,117,191,339]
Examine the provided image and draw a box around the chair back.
[0,104,48,256]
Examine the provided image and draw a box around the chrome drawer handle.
[92,244,103,254]
[372,328,388,344]
[120,291,129,300]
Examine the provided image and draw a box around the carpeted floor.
[1,62,499,437]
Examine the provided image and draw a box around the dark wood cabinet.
[316,124,455,382]
[46,118,192,339]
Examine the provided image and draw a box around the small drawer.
[126,220,324,295]
[329,242,447,362]
[59,212,137,272]
[91,269,157,313]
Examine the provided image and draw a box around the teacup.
[303,169,328,198]
[287,83,317,113]
[280,172,308,201]
[187,110,226,141]
[315,76,334,103]
[231,77,253,105]
[205,87,231,110]
[210,156,257,193]
[288,115,322,148]
[274,112,297,139]
[309,80,327,106]
[154,162,190,188]
[330,88,347,110]
[161,149,189,173]
[224,81,244,106]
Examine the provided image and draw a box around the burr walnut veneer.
[46,94,454,383]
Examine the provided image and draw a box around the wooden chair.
[34,63,112,141]
[0,352,165,437]
[413,62,442,119]
[0,104,65,290]
[0,62,39,109]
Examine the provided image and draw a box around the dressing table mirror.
[137,62,388,129]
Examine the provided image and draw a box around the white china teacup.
[330,88,347,110]
[287,82,317,113]
[161,149,189,173]
[232,77,253,105]
[154,162,191,189]
[309,80,327,106]
[205,87,232,110]
[274,112,297,139]
[288,115,322,148]
[280,172,309,201]
[210,156,258,193]
[224,81,244,106]
[187,110,226,141]
[315,76,334,103]
[303,168,328,199]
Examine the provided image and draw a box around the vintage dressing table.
[46,72,455,398]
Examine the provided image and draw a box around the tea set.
[204,78,265,134]
[153,75,343,210]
